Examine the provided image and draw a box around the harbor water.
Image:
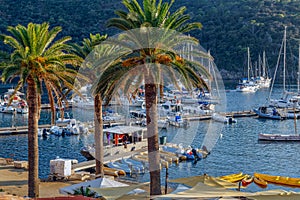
[1,83,300,192]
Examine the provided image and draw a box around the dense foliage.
[1,0,300,79]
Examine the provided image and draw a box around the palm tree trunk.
[50,103,56,125]
[27,77,39,198]
[94,94,104,177]
[145,74,162,195]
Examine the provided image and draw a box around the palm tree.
[72,33,109,177]
[0,22,82,197]
[106,0,209,195]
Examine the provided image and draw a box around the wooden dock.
[0,124,59,135]
[0,110,257,135]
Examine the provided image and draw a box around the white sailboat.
[258,27,300,141]
[236,47,259,92]
[269,26,300,109]
[255,51,272,88]
[259,99,300,141]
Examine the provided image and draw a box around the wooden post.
[165,167,169,194]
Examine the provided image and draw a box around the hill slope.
[1,0,300,79]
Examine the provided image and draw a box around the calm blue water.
[1,83,300,192]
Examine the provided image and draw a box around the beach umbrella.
[155,182,251,199]
[59,178,128,195]
[168,174,239,188]
[89,183,146,200]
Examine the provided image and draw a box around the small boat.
[253,106,286,120]
[254,172,300,187]
[0,104,16,114]
[212,113,237,124]
[236,82,258,93]
[56,112,72,124]
[258,133,300,141]
[38,128,50,137]
[167,114,190,128]
[241,175,254,187]
[219,172,243,179]
[236,48,259,93]
[253,176,268,188]
[219,172,247,183]
[49,126,63,136]
[16,101,28,114]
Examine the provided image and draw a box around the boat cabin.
[103,126,146,146]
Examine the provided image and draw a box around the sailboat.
[255,51,272,88]
[258,100,300,141]
[259,94,299,141]
[236,47,259,92]
[268,26,299,109]
[258,27,300,140]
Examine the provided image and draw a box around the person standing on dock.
[133,132,138,144]
[122,134,128,148]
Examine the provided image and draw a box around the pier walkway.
[0,110,257,135]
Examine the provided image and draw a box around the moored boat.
[258,133,300,141]
[236,48,259,93]
[253,106,286,120]
[218,172,247,183]
[241,175,254,187]
[253,176,268,188]
[254,172,300,187]
[212,113,237,124]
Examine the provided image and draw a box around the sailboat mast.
[298,43,300,94]
[283,26,287,92]
[263,51,266,77]
[258,54,261,77]
[247,47,250,81]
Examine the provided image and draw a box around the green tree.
[0,22,81,197]
[72,33,108,177]
[106,0,208,195]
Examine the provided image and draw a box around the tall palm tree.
[0,22,82,197]
[72,33,109,177]
[106,0,209,195]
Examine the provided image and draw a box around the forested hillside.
[1,0,300,79]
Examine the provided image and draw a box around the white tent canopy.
[103,126,145,135]
[156,182,300,200]
[59,177,128,195]
[89,184,146,200]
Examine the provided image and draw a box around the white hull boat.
[0,106,16,114]
[253,107,286,120]
[212,113,237,124]
[236,83,258,93]
[258,133,300,141]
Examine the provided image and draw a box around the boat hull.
[253,176,268,188]
[253,108,284,120]
[219,172,247,183]
[258,133,300,141]
[254,172,300,187]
